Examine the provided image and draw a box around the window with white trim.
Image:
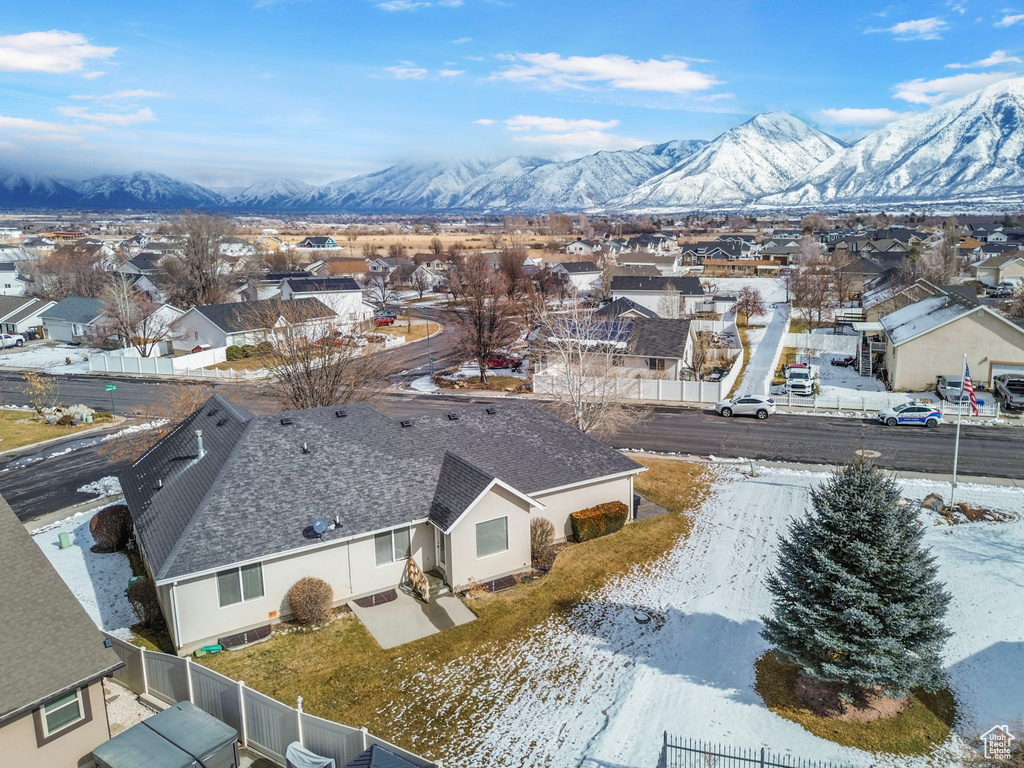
[41,690,84,736]
[374,527,411,566]
[217,563,264,607]
[476,517,508,558]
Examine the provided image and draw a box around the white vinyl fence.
[771,391,1001,417]
[89,346,264,379]
[783,332,859,354]
[104,635,438,767]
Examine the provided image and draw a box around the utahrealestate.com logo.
[981,725,1017,760]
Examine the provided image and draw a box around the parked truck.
[995,374,1024,411]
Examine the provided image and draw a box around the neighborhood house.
[120,397,645,654]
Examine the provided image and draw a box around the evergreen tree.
[762,458,951,701]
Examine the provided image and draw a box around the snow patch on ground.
[32,506,137,639]
[703,277,788,305]
[77,475,123,497]
[416,467,1024,768]
[0,343,97,373]
[410,375,440,393]
[100,420,168,441]
[737,304,790,396]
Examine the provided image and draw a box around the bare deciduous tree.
[365,271,400,310]
[686,330,713,379]
[26,243,110,299]
[533,301,646,437]
[101,273,178,357]
[163,212,238,307]
[410,268,434,299]
[22,372,59,414]
[447,254,522,385]
[428,237,444,256]
[657,286,682,319]
[734,286,766,326]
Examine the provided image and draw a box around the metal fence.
[104,634,437,768]
[658,733,853,768]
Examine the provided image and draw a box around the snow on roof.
[880,296,971,346]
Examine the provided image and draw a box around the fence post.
[185,656,194,703]
[139,647,148,695]
[360,725,368,750]
[760,746,766,768]
[238,680,248,747]
[296,696,304,747]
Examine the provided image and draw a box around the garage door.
[991,363,1024,380]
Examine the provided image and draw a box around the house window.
[438,530,446,564]
[476,517,508,558]
[217,563,264,607]
[41,690,84,736]
[374,527,411,566]
[649,358,666,371]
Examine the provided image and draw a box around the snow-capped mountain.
[609,113,846,211]
[74,171,226,209]
[0,172,81,208]
[221,178,314,209]
[765,77,1024,206]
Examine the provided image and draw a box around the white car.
[876,402,942,428]
[715,394,776,420]
[0,333,24,348]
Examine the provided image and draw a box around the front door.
[435,527,447,574]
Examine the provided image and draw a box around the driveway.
[737,303,790,396]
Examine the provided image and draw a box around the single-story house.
[615,252,681,276]
[0,296,55,336]
[409,264,443,290]
[280,276,371,328]
[120,397,645,654]
[974,252,1024,286]
[551,261,601,294]
[298,236,338,249]
[0,492,123,767]
[41,297,106,343]
[116,252,163,276]
[879,293,1024,389]
[0,262,29,296]
[565,239,598,257]
[700,259,781,277]
[172,297,337,350]
[610,275,705,316]
[595,297,659,320]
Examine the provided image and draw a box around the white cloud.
[70,89,172,101]
[867,17,950,39]
[995,13,1024,26]
[504,115,619,132]
[893,71,1019,104]
[56,106,156,125]
[512,129,646,151]
[817,107,910,126]
[474,118,497,125]
[0,115,79,134]
[483,114,647,152]
[946,49,1022,68]
[377,0,429,9]
[0,31,116,75]
[451,37,472,44]
[438,0,463,6]
[439,69,465,77]
[490,52,721,94]
[383,65,428,79]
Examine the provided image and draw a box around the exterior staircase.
[425,570,450,598]
[858,343,872,378]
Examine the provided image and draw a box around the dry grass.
[727,327,753,398]
[437,374,526,392]
[200,457,714,758]
[209,356,271,372]
[0,410,94,452]
[371,317,440,342]
[755,653,955,755]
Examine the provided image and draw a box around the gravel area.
[103,679,157,736]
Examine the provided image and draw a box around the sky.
[0,0,1023,187]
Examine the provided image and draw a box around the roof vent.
[280,417,293,426]
[156,478,164,490]
[447,413,460,421]
[400,419,413,428]
[485,407,497,415]
[196,430,205,459]
[302,442,310,454]
[207,408,219,417]
[335,409,347,418]
[216,417,228,427]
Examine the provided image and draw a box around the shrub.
[530,517,555,563]
[288,577,334,625]
[570,501,629,543]
[225,345,244,361]
[127,577,164,629]
[90,505,134,552]
[241,344,256,358]
[253,341,273,357]
[55,413,75,427]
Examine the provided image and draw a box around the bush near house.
[570,501,629,542]
[90,504,134,552]
[288,577,334,625]
[530,517,555,565]
[127,577,164,630]
[226,345,245,361]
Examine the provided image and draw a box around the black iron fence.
[658,733,853,768]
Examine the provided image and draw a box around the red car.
[487,355,523,371]
[373,316,395,327]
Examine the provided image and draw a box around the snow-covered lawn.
[32,505,137,639]
[737,303,790,396]
[0,342,97,373]
[426,465,1024,768]
[704,277,788,305]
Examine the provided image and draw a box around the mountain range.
[2,78,1023,214]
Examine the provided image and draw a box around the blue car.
[876,402,942,428]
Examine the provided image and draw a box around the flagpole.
[950,352,967,509]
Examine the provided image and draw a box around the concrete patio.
[348,585,477,649]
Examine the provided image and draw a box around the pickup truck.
[784,363,815,396]
[995,374,1024,410]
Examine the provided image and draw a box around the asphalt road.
[3,382,1021,522]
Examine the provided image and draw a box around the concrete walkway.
[737,303,790,396]
[348,586,476,649]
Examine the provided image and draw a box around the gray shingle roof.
[880,296,972,346]
[345,744,421,768]
[610,276,704,295]
[284,276,361,293]
[0,493,122,723]
[595,297,659,319]
[121,397,642,581]
[41,296,105,324]
[630,318,692,358]
[0,295,41,323]
[428,453,496,531]
[559,261,599,274]
[193,297,334,334]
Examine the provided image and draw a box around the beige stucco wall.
[886,310,1024,390]
[446,485,532,591]
[163,523,436,653]
[0,680,109,768]
[531,476,635,541]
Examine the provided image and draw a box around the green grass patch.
[200,457,714,759]
[0,410,93,452]
[755,652,955,756]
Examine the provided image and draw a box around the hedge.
[225,345,244,361]
[569,501,629,543]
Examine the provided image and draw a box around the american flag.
[963,364,979,416]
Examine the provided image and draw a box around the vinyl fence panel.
[243,687,300,762]
[107,637,145,692]
[300,712,364,766]
[190,664,243,734]
[144,652,189,705]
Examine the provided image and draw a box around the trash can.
[632,493,641,520]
